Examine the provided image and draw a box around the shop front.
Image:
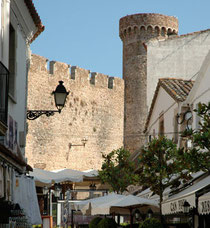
[198,191,210,227]
[162,174,210,228]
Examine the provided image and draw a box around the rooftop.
[144,78,194,132]
[24,0,45,42]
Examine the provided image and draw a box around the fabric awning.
[29,168,98,187]
[13,175,42,225]
[74,193,159,215]
[162,175,210,215]
[198,192,210,215]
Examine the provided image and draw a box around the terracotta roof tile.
[159,78,194,102]
[24,0,45,43]
[144,78,194,132]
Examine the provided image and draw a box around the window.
[0,166,4,198]
[8,23,16,99]
[0,61,9,127]
[173,113,178,143]
[6,167,11,201]
[159,113,164,136]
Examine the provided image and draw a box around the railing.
[0,62,9,126]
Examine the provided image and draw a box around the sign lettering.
[201,200,210,213]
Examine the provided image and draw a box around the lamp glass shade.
[147,209,153,218]
[134,209,140,220]
[53,81,69,112]
[89,183,96,190]
[43,186,48,195]
[183,201,190,213]
[54,184,62,198]
[185,111,192,121]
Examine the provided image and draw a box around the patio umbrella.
[30,168,99,187]
[74,193,125,214]
[74,193,159,215]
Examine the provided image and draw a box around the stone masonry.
[119,13,178,154]
[26,54,124,171]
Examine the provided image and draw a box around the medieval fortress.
[26,13,210,171]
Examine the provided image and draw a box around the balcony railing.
[0,62,9,126]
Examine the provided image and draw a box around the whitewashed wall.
[147,86,179,141]
[185,51,210,130]
[1,0,38,156]
[147,30,210,109]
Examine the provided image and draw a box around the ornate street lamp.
[27,81,69,120]
[147,208,153,218]
[43,186,49,195]
[134,209,141,221]
[176,109,192,130]
[89,183,96,191]
[183,201,190,214]
[54,183,62,198]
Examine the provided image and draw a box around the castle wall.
[147,29,210,108]
[26,54,124,171]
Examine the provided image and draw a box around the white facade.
[0,0,38,157]
[145,85,179,142]
[184,50,210,129]
[0,0,43,225]
[147,30,210,109]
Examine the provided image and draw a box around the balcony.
[0,62,9,136]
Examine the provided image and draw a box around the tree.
[138,137,190,217]
[99,148,139,194]
[181,102,210,172]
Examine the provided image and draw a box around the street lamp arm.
[27,110,59,120]
[27,81,69,120]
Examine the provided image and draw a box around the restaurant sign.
[162,194,195,215]
[198,192,210,215]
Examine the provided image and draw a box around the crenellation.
[49,61,70,78]
[31,54,48,72]
[90,72,109,88]
[108,77,124,90]
[29,54,124,92]
[71,66,90,85]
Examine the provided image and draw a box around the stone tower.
[119,13,178,153]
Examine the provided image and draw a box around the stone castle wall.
[26,54,124,171]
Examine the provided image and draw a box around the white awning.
[29,168,98,187]
[13,175,42,225]
[74,193,159,215]
[162,175,210,215]
[198,192,210,215]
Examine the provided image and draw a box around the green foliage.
[98,217,118,228]
[181,102,210,172]
[139,218,163,228]
[99,148,139,193]
[138,137,190,204]
[89,217,102,228]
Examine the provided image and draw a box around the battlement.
[30,54,124,90]
[119,13,178,40]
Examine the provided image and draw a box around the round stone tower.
[119,13,178,154]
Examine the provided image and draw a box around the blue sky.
[31,0,210,78]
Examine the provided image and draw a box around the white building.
[144,78,194,146]
[184,50,210,128]
[158,52,210,228]
[0,0,44,225]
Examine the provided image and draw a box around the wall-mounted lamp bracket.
[27,110,59,120]
[176,110,192,129]
[69,138,88,149]
[27,81,69,120]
